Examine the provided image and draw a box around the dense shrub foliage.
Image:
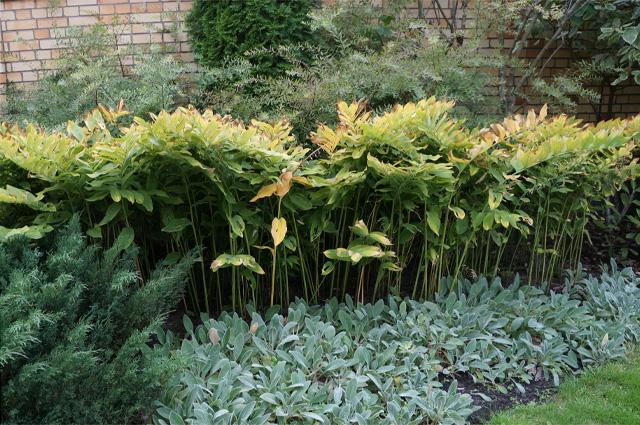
[198,37,497,139]
[196,1,500,135]
[0,220,193,424]
[153,264,640,424]
[186,0,318,74]
[0,100,638,313]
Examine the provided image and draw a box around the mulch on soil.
[445,374,556,423]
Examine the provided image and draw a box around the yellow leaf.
[271,217,287,247]
[526,109,536,128]
[539,104,548,121]
[488,189,503,210]
[490,123,506,139]
[503,117,519,134]
[311,124,343,153]
[250,183,277,202]
[276,170,293,198]
[292,176,311,186]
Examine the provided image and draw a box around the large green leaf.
[210,253,265,274]
[0,224,53,241]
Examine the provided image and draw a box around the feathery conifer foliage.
[0,219,193,424]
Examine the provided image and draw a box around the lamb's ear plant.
[152,263,640,425]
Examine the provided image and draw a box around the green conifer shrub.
[0,219,194,424]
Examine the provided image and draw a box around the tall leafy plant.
[0,100,637,314]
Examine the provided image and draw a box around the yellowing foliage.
[1,98,637,311]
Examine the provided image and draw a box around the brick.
[31,8,49,18]
[138,13,162,23]
[1,31,19,42]
[131,4,146,13]
[66,0,96,5]
[39,38,60,49]
[8,40,39,51]
[19,51,36,61]
[626,95,640,105]
[3,1,36,9]
[0,11,17,21]
[162,2,181,12]
[99,5,116,15]
[117,34,132,45]
[131,23,151,33]
[6,72,23,83]
[68,16,99,26]
[15,9,32,19]
[3,54,18,64]
[41,59,57,70]
[11,61,38,72]
[6,20,34,31]
[623,85,640,95]
[34,29,50,39]
[21,71,39,82]
[37,17,69,28]
[115,4,132,14]
[621,104,640,113]
[15,30,36,41]
[179,52,194,62]
[65,6,82,16]
[146,2,164,13]
[131,34,150,44]
[36,50,52,60]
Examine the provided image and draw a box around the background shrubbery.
[0,1,639,423]
[1,19,186,129]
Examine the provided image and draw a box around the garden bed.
[152,264,640,425]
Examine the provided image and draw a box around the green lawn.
[488,352,640,425]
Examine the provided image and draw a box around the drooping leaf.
[368,231,392,246]
[98,204,121,227]
[426,210,441,236]
[210,253,265,274]
[350,220,369,237]
[251,183,277,202]
[271,217,287,247]
[161,218,192,234]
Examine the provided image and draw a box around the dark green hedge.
[186,0,318,74]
